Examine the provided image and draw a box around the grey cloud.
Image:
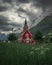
[16,0,52,14]
[10,22,22,27]
[32,0,52,7]
[30,0,52,14]
[17,7,37,23]
[0,15,22,31]
[0,25,10,31]
[3,0,29,4]
[32,0,52,5]
[17,0,29,3]
[0,15,9,25]
[0,23,21,31]
[18,7,27,12]
[3,0,12,3]
[0,0,52,32]
[2,0,52,6]
[39,0,52,6]
[0,5,8,12]
[2,0,52,11]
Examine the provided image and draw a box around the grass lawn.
[0,42,52,65]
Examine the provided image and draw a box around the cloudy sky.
[0,0,52,34]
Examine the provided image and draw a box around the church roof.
[21,30,32,39]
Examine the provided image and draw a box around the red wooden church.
[18,19,35,44]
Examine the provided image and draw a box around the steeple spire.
[24,19,28,31]
[25,19,27,26]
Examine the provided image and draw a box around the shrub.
[34,30,43,43]
[8,33,17,41]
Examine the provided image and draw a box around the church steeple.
[24,19,28,31]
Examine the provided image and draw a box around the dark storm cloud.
[3,0,12,3]
[0,22,21,31]
[1,25,20,31]
[2,0,52,11]
[0,15,19,26]
[0,5,8,12]
[0,15,22,31]
[39,0,52,6]
[0,15,9,25]
[0,25,10,31]
[3,0,29,3]
[30,0,52,13]
[2,0,52,7]
[32,0,52,7]
[18,7,26,12]
[10,22,22,27]
[0,0,52,32]
[0,24,21,31]
[15,0,52,13]
[17,0,29,3]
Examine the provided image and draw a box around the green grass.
[0,42,52,65]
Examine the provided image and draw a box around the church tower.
[24,19,28,31]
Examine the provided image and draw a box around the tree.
[48,32,52,43]
[44,35,49,43]
[34,30,43,43]
[8,33,17,41]
[50,37,52,43]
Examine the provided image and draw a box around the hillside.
[30,14,52,37]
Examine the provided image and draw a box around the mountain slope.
[30,14,52,37]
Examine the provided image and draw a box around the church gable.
[22,30,32,39]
